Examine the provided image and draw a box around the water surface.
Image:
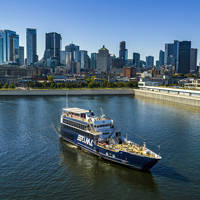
[0,96,199,200]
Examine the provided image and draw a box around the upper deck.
[62,107,114,136]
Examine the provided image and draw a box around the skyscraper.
[0,36,3,64]
[119,41,128,66]
[146,56,154,68]
[60,50,66,66]
[26,28,37,66]
[164,43,174,65]
[190,48,197,72]
[159,50,164,66]
[176,41,191,74]
[0,30,19,64]
[44,32,62,64]
[96,45,111,73]
[65,43,80,73]
[80,50,89,70]
[91,53,97,70]
[133,53,140,68]
[19,46,24,66]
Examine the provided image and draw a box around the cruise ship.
[60,107,161,171]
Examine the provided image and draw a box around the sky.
[1,0,200,62]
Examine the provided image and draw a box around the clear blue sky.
[0,0,200,62]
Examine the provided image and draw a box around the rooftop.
[63,107,90,114]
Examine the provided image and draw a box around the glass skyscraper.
[44,32,62,64]
[159,50,164,67]
[133,53,140,68]
[176,41,191,74]
[65,43,80,73]
[91,53,97,70]
[0,30,19,64]
[26,28,37,66]
[146,56,154,68]
[19,46,24,66]
[119,41,128,66]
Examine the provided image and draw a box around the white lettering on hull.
[77,135,93,147]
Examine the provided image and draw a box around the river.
[0,96,199,200]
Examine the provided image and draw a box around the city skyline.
[1,0,200,62]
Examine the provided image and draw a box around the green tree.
[48,75,54,82]
[50,82,55,88]
[9,83,15,89]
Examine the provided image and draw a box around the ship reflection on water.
[59,139,159,193]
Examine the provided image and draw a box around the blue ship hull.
[60,125,159,171]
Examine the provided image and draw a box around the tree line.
[26,80,138,89]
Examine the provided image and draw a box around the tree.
[9,83,15,89]
[48,75,54,82]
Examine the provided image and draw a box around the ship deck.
[97,142,160,159]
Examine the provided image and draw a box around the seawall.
[133,89,200,107]
[0,89,134,96]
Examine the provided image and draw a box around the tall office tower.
[80,50,89,70]
[91,53,97,70]
[133,52,140,68]
[119,41,128,66]
[19,46,24,66]
[0,35,3,64]
[60,50,66,66]
[146,56,154,68]
[156,60,160,69]
[0,30,19,64]
[96,45,111,73]
[190,48,198,72]
[65,43,80,73]
[159,50,164,66]
[44,32,62,64]
[176,41,191,74]
[26,28,37,66]
[164,43,174,65]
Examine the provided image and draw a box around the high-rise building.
[91,53,97,70]
[133,53,140,68]
[159,50,164,67]
[190,48,197,72]
[19,46,24,66]
[44,32,62,64]
[119,41,128,66]
[96,45,111,73]
[60,50,66,66]
[26,28,37,66]
[146,56,154,68]
[0,36,3,64]
[65,43,80,73]
[80,50,89,70]
[0,30,19,64]
[164,43,174,65]
[176,41,191,74]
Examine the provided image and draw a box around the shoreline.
[0,88,134,96]
[134,89,200,107]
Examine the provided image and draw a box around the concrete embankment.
[0,89,134,96]
[134,89,200,107]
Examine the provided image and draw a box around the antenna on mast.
[66,91,69,108]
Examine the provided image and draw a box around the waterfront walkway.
[135,86,200,107]
[0,88,134,96]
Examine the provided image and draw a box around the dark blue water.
[0,96,200,200]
